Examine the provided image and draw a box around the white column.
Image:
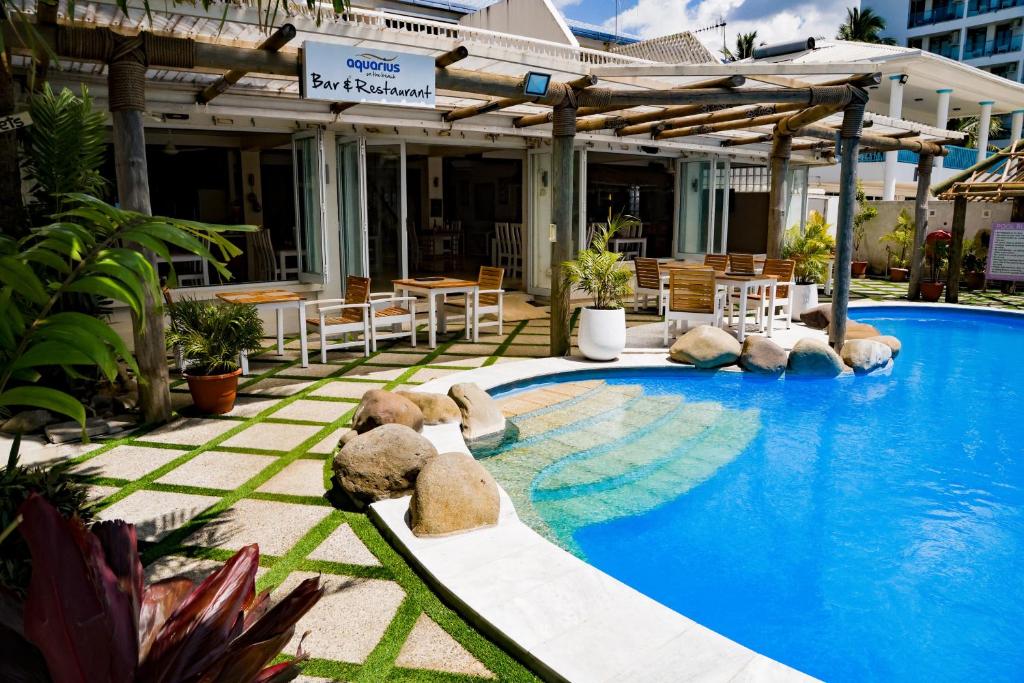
[883,74,906,201]
[977,101,994,164]
[935,88,952,168]
[1011,109,1024,145]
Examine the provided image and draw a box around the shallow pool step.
[511,384,644,440]
[497,379,604,419]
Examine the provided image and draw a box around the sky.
[557,0,851,53]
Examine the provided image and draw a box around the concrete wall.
[460,0,578,46]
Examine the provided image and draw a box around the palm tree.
[837,7,896,44]
[956,115,1006,150]
[722,31,759,62]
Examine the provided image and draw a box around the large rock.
[351,390,424,434]
[1,409,56,434]
[738,336,788,376]
[332,424,437,508]
[843,321,883,340]
[840,339,892,374]
[869,335,902,359]
[448,383,506,441]
[800,304,832,330]
[396,391,462,425]
[409,452,500,537]
[787,338,845,377]
[669,325,741,369]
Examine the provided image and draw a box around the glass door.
[364,142,406,290]
[336,137,367,281]
[528,150,553,295]
[292,130,328,283]
[676,160,711,257]
[711,159,731,253]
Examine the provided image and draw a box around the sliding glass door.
[292,130,328,283]
[336,137,366,282]
[675,157,730,258]
[365,142,406,289]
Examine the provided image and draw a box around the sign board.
[0,111,32,133]
[302,42,435,108]
[986,223,1024,282]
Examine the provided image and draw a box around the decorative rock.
[396,391,462,425]
[840,339,892,374]
[843,321,882,340]
[338,429,359,448]
[448,383,506,441]
[351,390,424,434]
[738,336,788,375]
[668,325,741,369]
[1,409,56,434]
[45,418,109,444]
[787,338,845,377]
[869,335,902,358]
[410,452,500,537]
[332,424,437,509]
[800,304,832,330]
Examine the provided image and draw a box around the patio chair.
[664,267,726,345]
[446,266,506,336]
[749,258,796,331]
[703,253,728,271]
[368,290,417,351]
[633,257,667,314]
[304,275,373,362]
[728,253,756,274]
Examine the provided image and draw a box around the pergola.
[2,8,956,419]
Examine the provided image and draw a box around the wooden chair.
[368,291,417,351]
[633,257,666,314]
[750,258,796,331]
[446,266,505,337]
[664,267,725,345]
[249,228,278,282]
[703,253,728,271]
[728,253,756,274]
[304,275,373,361]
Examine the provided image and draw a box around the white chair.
[305,275,373,362]
[445,266,505,337]
[633,257,667,315]
[369,292,417,350]
[751,258,796,331]
[663,267,726,345]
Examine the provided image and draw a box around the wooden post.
[549,101,577,357]
[829,101,867,351]
[945,194,967,303]
[0,58,26,236]
[907,153,934,300]
[767,131,792,259]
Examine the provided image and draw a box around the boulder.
[410,452,500,537]
[800,304,831,330]
[738,336,788,376]
[787,338,845,377]
[332,424,437,508]
[448,383,506,440]
[396,391,462,425]
[869,335,902,359]
[351,390,424,434]
[1,409,56,434]
[669,325,741,369]
[843,321,883,340]
[840,339,892,374]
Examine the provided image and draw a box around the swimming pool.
[475,306,1024,682]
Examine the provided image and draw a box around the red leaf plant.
[1,494,323,682]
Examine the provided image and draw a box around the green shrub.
[880,209,914,269]
[783,211,836,284]
[561,214,635,310]
[166,299,264,375]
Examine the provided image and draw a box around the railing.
[967,0,1024,16]
[927,42,961,59]
[963,34,1024,59]
[857,146,995,170]
[908,2,963,27]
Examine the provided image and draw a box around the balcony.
[967,0,1024,16]
[908,2,964,27]
[963,34,1024,59]
[858,146,995,170]
[927,42,961,58]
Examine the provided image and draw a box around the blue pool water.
[487,307,1024,682]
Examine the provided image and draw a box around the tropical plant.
[962,236,987,274]
[837,7,896,44]
[0,194,251,443]
[880,209,914,268]
[561,214,635,310]
[783,211,836,284]
[956,115,1005,150]
[853,181,877,259]
[1,493,323,682]
[166,299,263,376]
[722,31,758,62]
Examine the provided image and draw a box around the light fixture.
[523,72,552,98]
[898,74,909,85]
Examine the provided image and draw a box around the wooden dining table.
[216,289,309,372]
[392,277,479,348]
[659,264,778,342]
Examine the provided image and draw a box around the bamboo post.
[549,101,577,357]
[767,132,792,259]
[829,99,867,351]
[907,153,934,300]
[945,194,967,303]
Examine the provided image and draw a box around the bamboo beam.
[435,45,469,68]
[577,101,733,133]
[908,152,934,300]
[653,113,792,140]
[616,102,804,137]
[931,149,1015,196]
[945,194,967,303]
[720,134,772,147]
[777,103,844,135]
[444,96,531,122]
[791,141,834,151]
[794,123,946,156]
[197,23,296,105]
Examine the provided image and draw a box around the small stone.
[45,418,109,444]
[351,390,424,434]
[332,424,437,509]
[800,304,831,330]
[339,429,359,448]
[869,335,902,359]
[448,383,506,441]
[410,452,499,537]
[395,391,462,425]
[840,339,892,374]
[842,321,883,340]
[668,325,741,369]
[738,336,788,375]
[1,409,56,434]
[787,338,845,377]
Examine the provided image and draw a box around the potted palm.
[920,231,951,302]
[562,214,635,361]
[782,211,835,320]
[962,237,987,291]
[167,299,263,413]
[880,209,913,282]
[851,182,875,277]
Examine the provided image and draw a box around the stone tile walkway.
[845,278,1024,309]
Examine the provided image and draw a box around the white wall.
[460,0,578,46]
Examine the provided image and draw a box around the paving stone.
[409,367,461,382]
[342,365,408,380]
[220,422,323,452]
[307,523,380,566]
[140,418,240,446]
[74,445,186,481]
[370,352,429,366]
[308,427,352,455]
[87,484,119,502]
[311,380,388,400]
[257,459,328,498]
[503,344,550,357]
[156,450,277,490]
[274,362,347,378]
[395,614,494,679]
[271,399,353,424]
[99,490,219,542]
[279,571,405,664]
[144,554,222,584]
[223,396,286,418]
[430,355,490,368]
[241,377,315,397]
[445,343,501,355]
[184,498,330,556]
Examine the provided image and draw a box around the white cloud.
[551,0,585,8]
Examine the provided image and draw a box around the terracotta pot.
[889,267,909,282]
[920,281,944,302]
[964,272,986,291]
[185,368,242,415]
[851,261,869,278]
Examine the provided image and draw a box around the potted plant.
[782,211,835,320]
[920,231,951,302]
[851,181,876,278]
[562,214,635,361]
[166,298,263,413]
[962,237,987,291]
[880,209,913,282]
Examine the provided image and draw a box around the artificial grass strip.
[482,321,528,367]
[294,658,363,681]
[294,557,392,580]
[354,598,423,683]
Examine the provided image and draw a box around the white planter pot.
[577,307,626,361]
[790,283,819,321]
